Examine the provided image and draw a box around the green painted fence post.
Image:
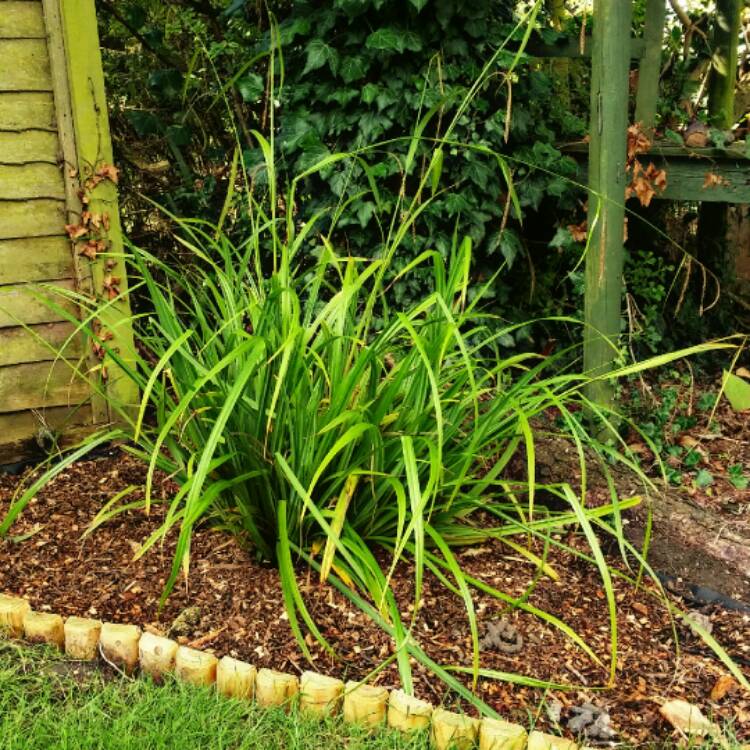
[58,0,138,418]
[634,0,666,134]
[583,0,634,413]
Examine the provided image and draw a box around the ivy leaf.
[498,229,521,268]
[125,110,161,136]
[296,141,332,173]
[339,56,368,83]
[361,83,378,104]
[356,201,376,227]
[365,27,420,53]
[443,193,471,216]
[359,111,393,140]
[147,68,183,100]
[237,73,265,102]
[409,0,428,10]
[723,370,750,412]
[303,39,338,75]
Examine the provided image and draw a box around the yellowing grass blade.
[320,474,359,584]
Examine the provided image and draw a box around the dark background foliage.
[96,0,746,355]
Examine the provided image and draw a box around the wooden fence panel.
[0,2,47,38]
[0,40,52,91]
[0,0,102,462]
[0,93,57,131]
[0,322,84,367]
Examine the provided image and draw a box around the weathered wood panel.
[655,156,750,203]
[0,131,59,164]
[0,404,93,464]
[0,163,64,200]
[563,142,750,203]
[0,92,56,130]
[0,198,65,238]
[0,278,76,327]
[0,405,91,443]
[0,320,83,366]
[0,2,46,39]
[0,0,137,460]
[0,236,72,283]
[0,359,90,413]
[0,39,52,91]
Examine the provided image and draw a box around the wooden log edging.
[0,593,579,750]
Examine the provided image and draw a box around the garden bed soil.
[1,451,749,745]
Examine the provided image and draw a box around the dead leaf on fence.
[65,223,88,240]
[627,161,667,207]
[703,172,729,189]
[96,164,120,184]
[627,123,651,161]
[568,220,588,242]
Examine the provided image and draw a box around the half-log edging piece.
[0,592,582,750]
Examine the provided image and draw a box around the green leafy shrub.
[100,0,586,343]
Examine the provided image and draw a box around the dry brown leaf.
[736,367,750,379]
[710,675,737,702]
[568,220,588,243]
[627,123,651,161]
[97,164,120,184]
[65,223,88,240]
[659,699,719,737]
[703,172,728,189]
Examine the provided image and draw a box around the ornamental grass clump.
[2,21,744,700]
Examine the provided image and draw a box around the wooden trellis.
[0,0,135,464]
[554,0,747,409]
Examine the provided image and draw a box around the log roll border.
[0,592,581,750]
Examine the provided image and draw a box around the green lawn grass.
[0,641,742,750]
[0,642,426,750]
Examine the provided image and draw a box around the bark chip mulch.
[1,451,748,745]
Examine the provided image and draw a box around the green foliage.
[99,0,586,344]
[728,463,748,490]
[624,250,674,355]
